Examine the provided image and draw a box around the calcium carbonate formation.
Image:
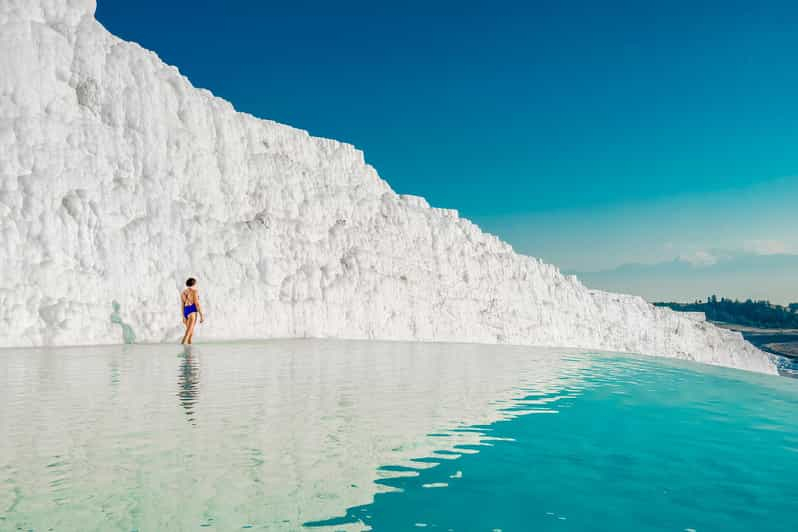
[0,0,776,373]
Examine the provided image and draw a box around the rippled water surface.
[1,340,796,531]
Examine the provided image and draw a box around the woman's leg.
[181,316,189,344]
[185,313,197,344]
[181,313,196,344]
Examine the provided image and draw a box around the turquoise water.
[310,355,798,531]
[1,341,796,531]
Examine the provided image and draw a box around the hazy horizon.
[570,251,798,305]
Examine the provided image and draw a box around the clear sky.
[96,0,798,301]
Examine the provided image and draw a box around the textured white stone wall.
[0,0,776,373]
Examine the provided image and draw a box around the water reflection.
[177,346,200,425]
[1,342,795,531]
[0,340,594,530]
[304,379,580,530]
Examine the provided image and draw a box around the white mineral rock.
[0,0,776,374]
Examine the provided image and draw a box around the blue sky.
[96,1,798,301]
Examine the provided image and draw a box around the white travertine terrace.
[0,0,776,373]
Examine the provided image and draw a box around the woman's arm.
[196,293,205,323]
[180,293,186,323]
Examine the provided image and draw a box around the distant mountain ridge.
[572,252,798,305]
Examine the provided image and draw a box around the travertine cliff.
[0,0,775,373]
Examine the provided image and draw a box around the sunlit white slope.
[0,0,776,373]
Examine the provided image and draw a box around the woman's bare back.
[181,288,197,307]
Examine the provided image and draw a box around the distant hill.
[572,252,798,305]
[655,297,798,329]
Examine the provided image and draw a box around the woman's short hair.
[186,277,196,287]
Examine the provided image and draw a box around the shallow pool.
[1,340,796,531]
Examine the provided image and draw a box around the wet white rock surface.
[0,0,775,373]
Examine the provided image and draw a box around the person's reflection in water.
[178,346,200,426]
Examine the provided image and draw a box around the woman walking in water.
[181,277,204,344]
